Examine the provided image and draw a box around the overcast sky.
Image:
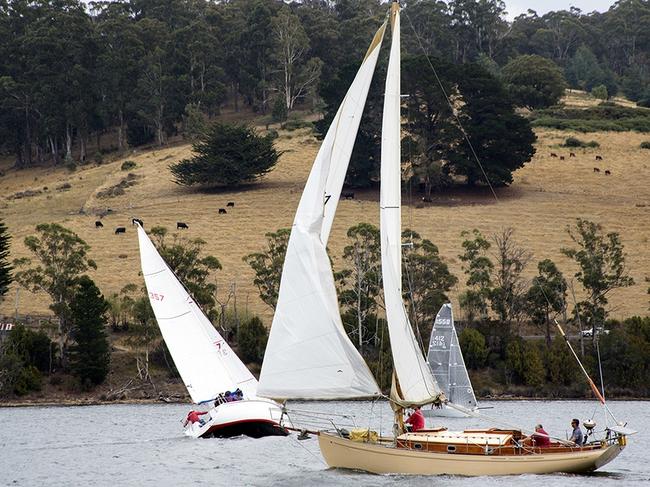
[503,0,617,19]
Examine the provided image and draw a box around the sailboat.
[423,303,478,418]
[260,0,632,475]
[135,224,287,438]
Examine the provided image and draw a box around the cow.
[342,191,355,200]
[226,201,235,207]
[560,156,565,160]
[132,218,144,227]
[593,167,601,173]
[550,153,558,157]
[422,196,433,203]
[177,222,189,229]
[569,152,576,157]
[218,208,227,214]
[605,169,611,175]
[596,155,603,160]
[115,227,126,234]
[95,221,104,228]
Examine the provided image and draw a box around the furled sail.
[380,4,442,406]
[136,225,257,404]
[257,22,388,400]
[427,304,477,409]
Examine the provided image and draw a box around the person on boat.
[531,424,551,447]
[184,410,209,428]
[234,388,244,401]
[405,406,425,432]
[569,419,584,445]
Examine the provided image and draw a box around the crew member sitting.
[531,424,551,447]
[405,406,425,432]
[184,410,209,427]
[569,418,584,445]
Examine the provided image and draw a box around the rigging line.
[403,10,499,203]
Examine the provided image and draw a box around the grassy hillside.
[1,96,649,323]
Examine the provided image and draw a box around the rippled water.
[1,400,647,486]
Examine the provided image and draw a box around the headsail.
[257,22,388,400]
[136,225,257,403]
[380,4,442,406]
[427,304,477,409]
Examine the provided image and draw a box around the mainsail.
[136,225,257,404]
[427,304,477,409]
[380,4,442,406]
[257,22,388,400]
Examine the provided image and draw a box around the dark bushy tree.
[0,219,12,300]
[243,228,290,310]
[502,54,567,109]
[170,123,280,187]
[526,259,567,346]
[237,316,268,364]
[69,276,110,387]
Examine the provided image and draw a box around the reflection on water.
[0,400,647,486]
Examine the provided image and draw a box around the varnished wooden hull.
[318,432,624,476]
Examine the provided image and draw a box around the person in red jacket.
[405,406,425,432]
[531,424,551,447]
[184,410,209,427]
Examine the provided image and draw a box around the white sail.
[136,225,257,404]
[257,22,388,400]
[427,304,477,409]
[380,6,442,405]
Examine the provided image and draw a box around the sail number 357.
[149,292,165,302]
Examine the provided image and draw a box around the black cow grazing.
[605,169,611,175]
[115,227,126,234]
[226,201,235,207]
[177,222,188,229]
[593,167,601,173]
[550,153,558,157]
[219,208,227,214]
[95,221,104,228]
[132,218,144,227]
[569,152,576,157]
[422,196,433,203]
[596,155,603,160]
[560,156,565,160]
[342,191,355,200]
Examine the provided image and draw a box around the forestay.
[427,304,477,409]
[380,5,442,406]
[257,22,388,400]
[136,225,256,404]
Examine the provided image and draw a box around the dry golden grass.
[1,103,648,323]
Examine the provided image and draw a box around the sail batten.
[136,225,257,404]
[380,6,442,406]
[258,22,388,401]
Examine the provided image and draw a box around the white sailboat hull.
[422,404,477,418]
[184,399,288,439]
[318,432,625,476]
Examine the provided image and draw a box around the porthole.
[447,445,456,453]
[414,443,423,450]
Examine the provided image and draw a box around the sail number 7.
[149,292,165,302]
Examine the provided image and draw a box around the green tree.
[149,226,221,317]
[68,276,110,387]
[243,228,291,310]
[546,336,577,387]
[0,219,12,301]
[170,123,280,187]
[458,328,488,369]
[2,324,53,374]
[502,54,567,109]
[335,223,382,352]
[13,223,97,366]
[458,229,493,323]
[237,315,268,364]
[561,219,634,337]
[402,229,458,346]
[591,84,608,100]
[126,293,159,382]
[526,259,567,346]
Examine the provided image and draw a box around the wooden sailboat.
[135,224,287,438]
[423,303,479,418]
[261,0,632,475]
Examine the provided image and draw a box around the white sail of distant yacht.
[425,303,478,417]
[379,3,442,407]
[257,21,388,400]
[136,224,286,438]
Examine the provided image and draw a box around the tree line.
[1,0,648,173]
